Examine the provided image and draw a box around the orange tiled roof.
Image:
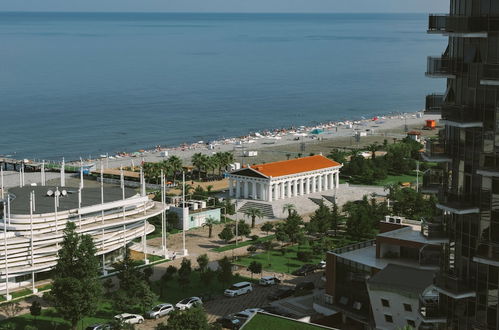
[250,155,340,178]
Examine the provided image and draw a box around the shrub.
[296,251,313,262]
[250,235,259,241]
[247,245,257,253]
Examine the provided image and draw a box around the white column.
[306,177,310,194]
[312,176,316,193]
[252,181,257,199]
[280,182,285,199]
[268,184,273,202]
[318,175,323,192]
[236,180,241,198]
[287,180,291,198]
[244,180,249,199]
[260,183,265,201]
[294,180,298,197]
[329,172,334,190]
[300,178,305,196]
[335,171,340,188]
[229,179,234,197]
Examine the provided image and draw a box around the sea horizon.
[0,12,444,160]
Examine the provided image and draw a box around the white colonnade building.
[227,155,342,202]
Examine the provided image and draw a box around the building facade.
[169,200,221,230]
[227,155,341,202]
[423,2,499,329]
[0,183,165,299]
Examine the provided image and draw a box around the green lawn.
[212,235,275,252]
[243,313,328,330]
[374,174,417,186]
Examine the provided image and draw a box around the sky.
[0,0,449,13]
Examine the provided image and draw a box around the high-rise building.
[422,2,499,329]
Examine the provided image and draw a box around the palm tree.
[243,207,264,228]
[367,142,381,160]
[167,155,183,183]
[203,216,218,238]
[191,153,209,180]
[282,203,296,218]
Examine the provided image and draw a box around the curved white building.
[0,183,165,298]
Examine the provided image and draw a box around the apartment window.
[407,319,416,327]
[381,299,390,307]
[403,303,412,312]
[384,314,393,323]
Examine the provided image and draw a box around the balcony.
[421,217,447,240]
[419,296,447,323]
[440,105,483,128]
[481,64,499,86]
[421,140,452,163]
[436,191,480,215]
[426,56,456,78]
[425,94,444,115]
[421,169,447,194]
[428,14,498,37]
[434,273,476,299]
[474,240,499,266]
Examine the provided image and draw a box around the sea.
[0,12,445,161]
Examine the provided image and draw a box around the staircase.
[322,195,337,204]
[238,201,275,218]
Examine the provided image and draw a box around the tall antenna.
[60,158,65,187]
[1,167,4,200]
[182,171,186,256]
[29,191,35,293]
[41,160,46,186]
[80,158,84,189]
[3,192,10,300]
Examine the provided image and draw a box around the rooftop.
[368,264,436,295]
[246,155,341,178]
[378,226,448,245]
[242,312,337,330]
[8,185,137,215]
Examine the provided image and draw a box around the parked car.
[224,281,253,297]
[259,276,281,286]
[114,313,144,324]
[295,281,315,291]
[215,316,244,329]
[232,308,265,320]
[145,303,174,319]
[175,296,202,310]
[86,324,111,330]
[291,264,317,276]
[268,287,294,301]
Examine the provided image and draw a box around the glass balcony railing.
[425,94,444,115]
[421,217,447,239]
[426,56,455,78]
[421,140,451,162]
[434,273,476,298]
[429,14,499,34]
[422,169,447,194]
[475,240,499,263]
[437,191,479,214]
[440,105,483,127]
[419,296,446,322]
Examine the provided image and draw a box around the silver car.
[146,303,174,319]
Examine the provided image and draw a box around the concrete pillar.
[294,180,298,197]
[268,184,273,202]
[306,177,310,194]
[244,180,249,199]
[236,180,241,198]
[300,178,305,196]
[318,175,323,192]
[329,172,334,190]
[259,183,264,201]
[335,171,340,188]
[252,181,257,199]
[280,182,285,199]
[287,180,291,198]
[312,176,316,193]
[229,179,234,197]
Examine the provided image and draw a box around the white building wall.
[367,288,421,330]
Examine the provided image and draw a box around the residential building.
[227,155,341,202]
[169,199,221,230]
[423,2,499,329]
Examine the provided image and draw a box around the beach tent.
[310,128,324,135]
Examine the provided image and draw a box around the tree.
[197,254,209,273]
[243,207,263,228]
[218,224,235,243]
[330,200,341,236]
[248,261,262,279]
[52,222,102,330]
[103,278,114,294]
[143,266,154,283]
[234,220,251,239]
[0,301,22,319]
[367,142,381,160]
[157,307,211,330]
[223,198,236,216]
[261,222,274,235]
[178,258,192,289]
[217,256,233,285]
[200,268,215,289]
[203,216,218,238]
[343,200,374,240]
[278,212,304,244]
[166,212,180,230]
[282,204,296,218]
[167,155,183,183]
[160,265,177,296]
[29,300,41,325]
[307,203,331,235]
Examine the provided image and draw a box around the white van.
[224,282,253,297]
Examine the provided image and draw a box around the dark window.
[407,319,416,327]
[403,303,412,312]
[384,314,393,323]
[381,299,390,307]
